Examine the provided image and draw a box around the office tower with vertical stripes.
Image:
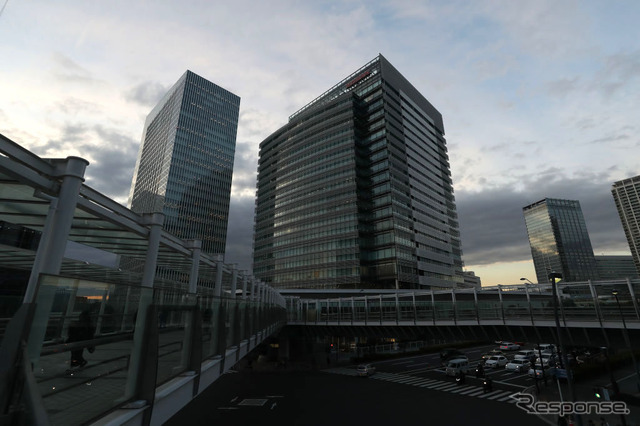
[129,71,240,255]
[612,175,640,277]
[253,55,464,290]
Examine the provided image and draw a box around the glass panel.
[28,274,146,426]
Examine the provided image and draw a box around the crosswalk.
[323,368,519,404]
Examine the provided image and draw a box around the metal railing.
[286,279,640,329]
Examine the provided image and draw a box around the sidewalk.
[528,365,640,426]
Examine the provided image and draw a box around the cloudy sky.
[1,1,638,286]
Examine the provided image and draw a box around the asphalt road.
[166,368,546,426]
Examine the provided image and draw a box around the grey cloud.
[546,77,580,97]
[224,196,256,272]
[51,52,97,84]
[124,81,169,107]
[457,172,629,267]
[231,141,258,194]
[587,134,629,145]
[42,123,139,202]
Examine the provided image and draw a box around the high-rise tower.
[253,55,464,290]
[523,198,599,283]
[612,175,640,277]
[129,71,240,255]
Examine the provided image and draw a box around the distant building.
[594,255,638,280]
[128,71,240,255]
[462,271,482,289]
[523,198,599,283]
[611,175,640,277]
[253,54,464,290]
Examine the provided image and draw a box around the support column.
[242,274,248,300]
[125,212,164,399]
[26,157,89,363]
[187,240,202,295]
[214,258,224,298]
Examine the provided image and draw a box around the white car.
[499,342,520,351]
[505,359,530,372]
[357,364,376,377]
[485,355,508,368]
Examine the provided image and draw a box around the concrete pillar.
[214,258,224,298]
[230,265,238,299]
[242,274,248,300]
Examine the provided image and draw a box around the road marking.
[265,395,284,398]
[447,385,475,394]
[406,367,435,374]
[425,382,457,390]
[476,390,503,399]
[487,391,513,400]
[497,394,516,402]
[230,396,238,403]
[458,387,483,395]
[416,380,440,387]
[405,362,430,368]
[218,407,239,410]
[391,360,416,365]
[270,402,277,410]
[464,389,486,397]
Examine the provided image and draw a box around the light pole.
[549,271,582,426]
[612,290,640,392]
[520,277,535,284]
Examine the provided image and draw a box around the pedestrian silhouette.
[67,310,95,368]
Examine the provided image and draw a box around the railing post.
[626,278,640,320]
[430,290,436,325]
[473,287,480,324]
[524,283,534,326]
[412,292,417,325]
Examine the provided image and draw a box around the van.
[445,358,469,377]
[514,350,536,362]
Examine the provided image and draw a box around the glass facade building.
[129,71,240,255]
[253,55,464,290]
[523,198,599,283]
[612,175,640,276]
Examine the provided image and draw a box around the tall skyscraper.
[129,70,240,255]
[612,175,640,276]
[253,54,464,290]
[523,198,599,284]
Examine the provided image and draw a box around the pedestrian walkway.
[323,367,519,404]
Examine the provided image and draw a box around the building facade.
[612,175,640,277]
[594,255,639,280]
[523,198,599,284]
[253,55,464,290]
[128,71,240,255]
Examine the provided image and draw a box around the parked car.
[537,343,557,353]
[445,358,470,377]
[499,342,520,351]
[485,355,509,368]
[534,355,557,367]
[357,364,376,377]
[505,359,531,372]
[528,365,556,379]
[481,350,505,362]
[514,350,536,362]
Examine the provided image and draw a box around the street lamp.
[612,290,640,392]
[548,271,581,426]
[520,277,535,284]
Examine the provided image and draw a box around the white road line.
[497,394,516,402]
[405,362,430,368]
[447,385,475,394]
[487,390,513,400]
[458,387,483,395]
[415,379,440,387]
[425,382,457,390]
[476,390,503,399]
[406,367,435,374]
[465,389,486,397]
[433,383,460,392]
[392,360,417,365]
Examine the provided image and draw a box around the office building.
[253,54,464,290]
[612,175,640,276]
[594,255,638,280]
[129,71,240,255]
[523,198,599,284]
